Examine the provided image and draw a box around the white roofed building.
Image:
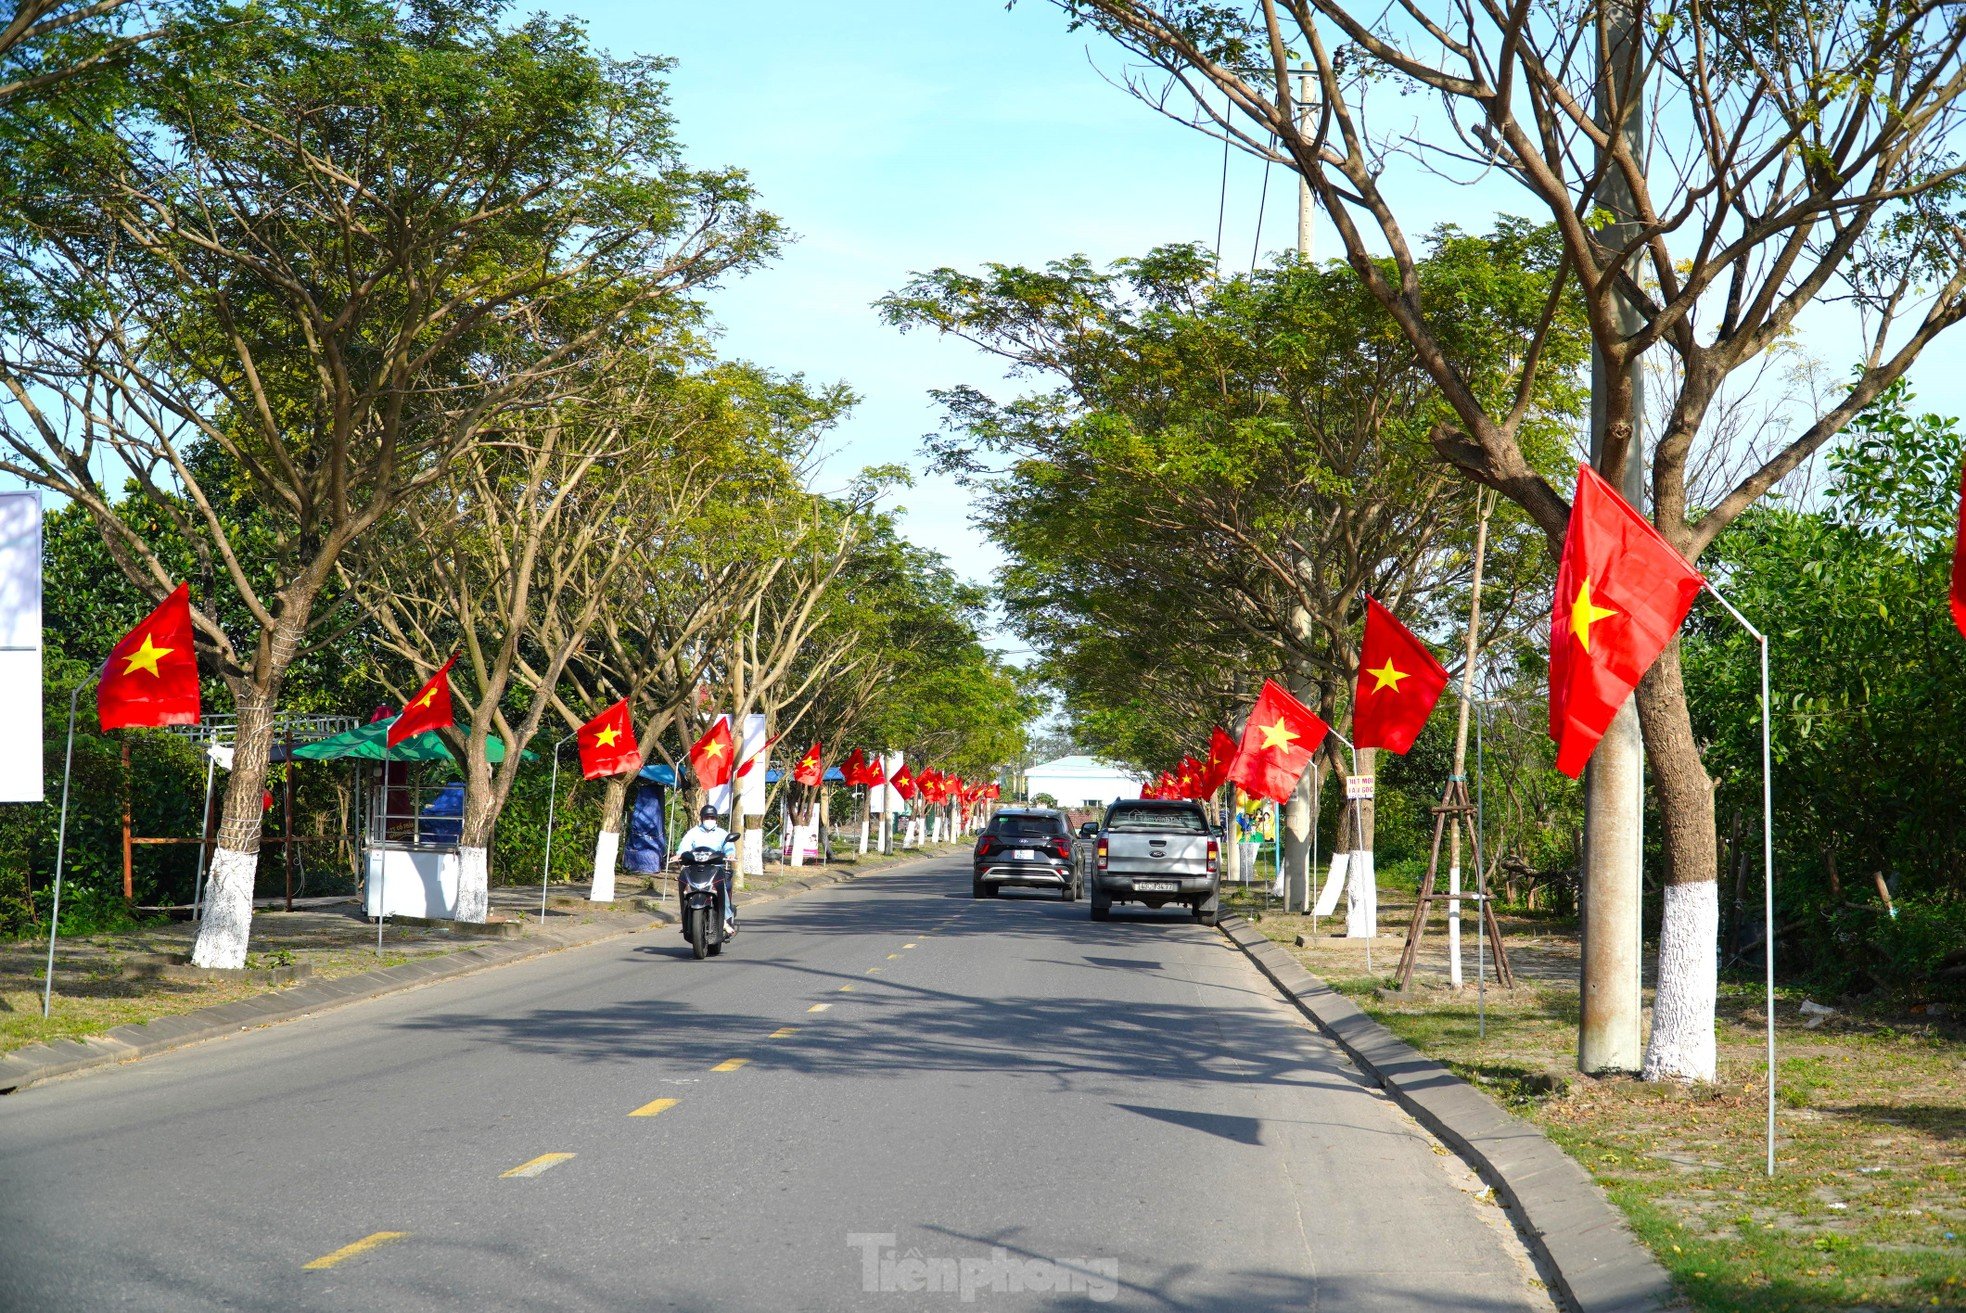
[1022,755,1143,810]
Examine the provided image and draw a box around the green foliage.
[1684,381,1966,995]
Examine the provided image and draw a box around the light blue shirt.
[678,823,734,856]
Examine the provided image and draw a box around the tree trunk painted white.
[931,813,943,843]
[190,846,258,968]
[1642,880,1719,1082]
[454,846,490,923]
[1448,858,1464,988]
[742,814,765,878]
[857,802,870,855]
[590,829,620,903]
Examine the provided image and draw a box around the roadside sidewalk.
[1217,913,1678,1313]
[0,845,959,1096]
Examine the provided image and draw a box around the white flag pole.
[1702,579,1777,1177]
[539,732,576,919]
[41,678,88,1019]
[377,733,388,953]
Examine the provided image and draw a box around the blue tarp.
[636,762,678,786]
[420,783,464,846]
[622,780,669,874]
[764,766,846,784]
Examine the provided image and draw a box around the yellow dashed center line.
[886,953,901,960]
[711,1057,749,1073]
[630,1097,681,1118]
[500,1152,575,1179]
[303,1232,408,1271]
[769,1027,798,1038]
[807,1002,831,1012]
[903,942,917,949]
[866,967,883,974]
[838,984,854,991]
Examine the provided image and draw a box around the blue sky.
[565,1,1343,592]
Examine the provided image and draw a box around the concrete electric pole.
[1578,1,1649,1076]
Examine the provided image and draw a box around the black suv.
[972,808,1081,901]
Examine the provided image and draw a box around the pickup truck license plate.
[1134,880,1178,892]
[1013,848,1035,860]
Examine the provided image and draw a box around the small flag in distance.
[388,654,456,747]
[577,699,641,780]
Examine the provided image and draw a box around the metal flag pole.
[42,678,89,1019]
[377,734,388,953]
[1475,698,1488,1039]
[1309,757,1320,938]
[1702,580,1777,1176]
[539,732,576,919]
[191,748,216,920]
[1325,725,1369,972]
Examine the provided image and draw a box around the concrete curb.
[1217,915,1677,1313]
[0,851,940,1097]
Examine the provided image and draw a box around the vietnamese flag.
[1200,727,1238,796]
[1177,755,1205,799]
[1550,464,1705,777]
[841,747,869,787]
[97,582,201,731]
[890,763,917,800]
[689,715,736,788]
[1354,595,1450,755]
[736,733,778,782]
[793,742,825,787]
[1229,679,1330,803]
[863,753,888,787]
[577,699,641,780]
[1951,462,1966,640]
[388,654,455,747]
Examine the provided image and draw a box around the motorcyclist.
[676,804,738,935]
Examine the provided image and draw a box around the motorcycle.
[677,845,734,960]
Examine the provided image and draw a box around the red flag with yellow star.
[576,699,641,780]
[387,654,455,747]
[1353,595,1449,754]
[1229,679,1330,803]
[792,742,825,787]
[1177,755,1205,800]
[1550,464,1705,778]
[689,715,736,788]
[1200,726,1238,795]
[890,763,917,800]
[97,582,201,731]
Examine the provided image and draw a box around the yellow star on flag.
[120,633,173,677]
[1570,577,1619,652]
[1366,659,1409,693]
[1258,718,1300,752]
[412,685,440,709]
[701,739,724,758]
[592,726,620,748]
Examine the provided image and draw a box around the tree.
[1049,0,1966,1079]
[0,0,777,965]
[0,0,150,110]
[882,239,1577,903]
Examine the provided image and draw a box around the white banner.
[737,713,768,812]
[0,492,42,803]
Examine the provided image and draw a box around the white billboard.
[0,492,41,802]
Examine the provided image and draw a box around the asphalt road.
[0,856,1554,1312]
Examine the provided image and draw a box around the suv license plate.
[1134,880,1178,892]
[1013,848,1035,860]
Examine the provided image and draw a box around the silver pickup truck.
[1087,799,1221,925]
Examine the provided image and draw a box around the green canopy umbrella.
[288,717,530,764]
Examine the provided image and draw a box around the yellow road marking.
[838,984,853,991]
[500,1152,575,1179]
[903,942,917,948]
[866,967,883,974]
[303,1232,408,1270]
[711,1057,748,1073]
[630,1097,681,1118]
[886,953,900,960]
[807,1003,831,1012]
[770,1027,798,1038]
